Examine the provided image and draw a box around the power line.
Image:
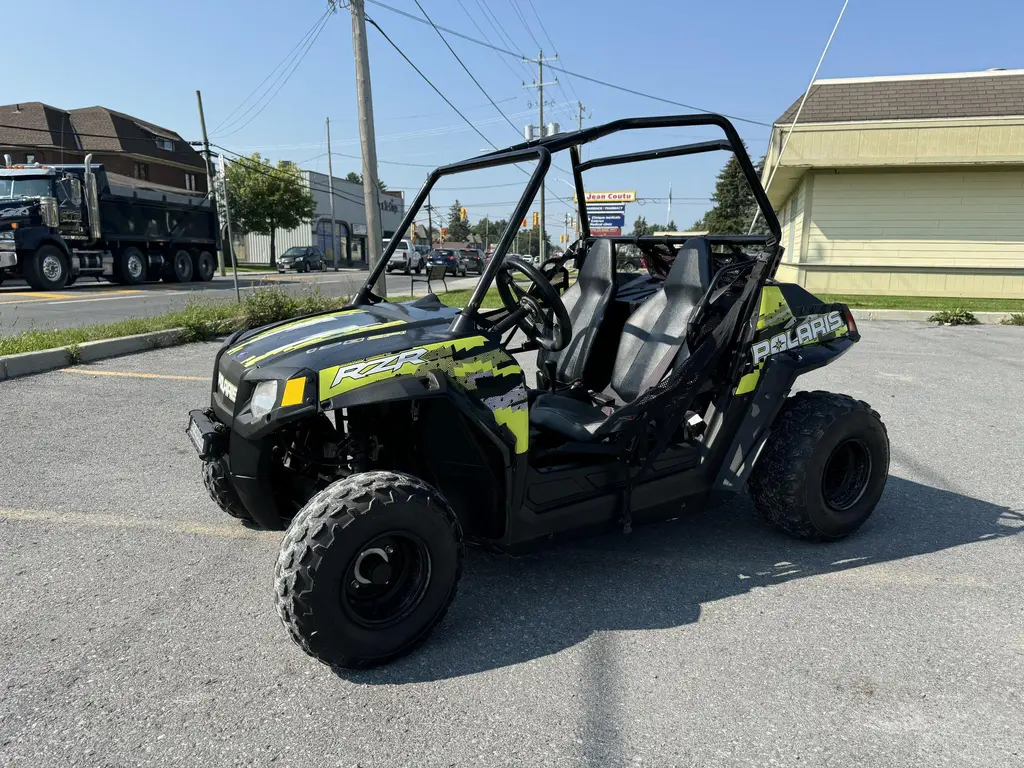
[472,0,533,78]
[453,0,526,83]
[522,0,581,104]
[506,0,542,49]
[210,9,331,135]
[295,151,437,169]
[215,12,332,138]
[411,0,520,135]
[363,0,772,128]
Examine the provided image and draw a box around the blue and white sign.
[586,203,627,214]
[588,213,626,228]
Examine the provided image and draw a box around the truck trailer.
[0,154,218,290]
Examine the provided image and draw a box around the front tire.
[749,391,889,541]
[275,471,464,670]
[202,459,251,522]
[24,245,69,290]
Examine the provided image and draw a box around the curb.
[852,309,1013,323]
[0,328,184,382]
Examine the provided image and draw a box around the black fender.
[14,226,69,256]
[714,336,856,492]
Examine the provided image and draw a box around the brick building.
[0,102,206,192]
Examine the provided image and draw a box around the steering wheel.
[538,256,571,295]
[495,257,572,351]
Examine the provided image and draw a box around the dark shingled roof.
[0,103,204,170]
[776,71,1024,125]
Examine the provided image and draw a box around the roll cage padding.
[537,238,615,385]
[609,237,712,403]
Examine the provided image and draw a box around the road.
[0,321,1022,767]
[0,269,478,331]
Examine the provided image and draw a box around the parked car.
[426,248,467,276]
[458,248,486,275]
[278,246,325,273]
[383,239,422,274]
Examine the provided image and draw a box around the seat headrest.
[578,238,614,283]
[663,237,712,300]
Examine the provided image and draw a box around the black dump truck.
[0,154,218,290]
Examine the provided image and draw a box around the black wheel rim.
[340,532,432,629]
[822,438,872,511]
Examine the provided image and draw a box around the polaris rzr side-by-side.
[186,114,889,670]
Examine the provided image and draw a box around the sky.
[6,0,1022,234]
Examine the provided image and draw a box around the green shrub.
[928,308,980,326]
[294,287,346,316]
[177,300,241,342]
[242,286,298,328]
[1000,312,1024,326]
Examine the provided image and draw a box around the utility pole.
[217,155,240,302]
[524,50,557,263]
[349,0,385,295]
[325,117,340,270]
[577,101,588,131]
[426,195,433,247]
[195,90,224,276]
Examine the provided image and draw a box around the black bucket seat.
[530,238,712,442]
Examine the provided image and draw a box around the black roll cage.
[354,114,781,334]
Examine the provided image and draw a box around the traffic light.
[521,218,527,228]
[441,227,448,238]
[460,207,467,220]
[532,211,539,227]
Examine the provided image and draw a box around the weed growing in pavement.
[66,344,82,365]
[928,308,980,326]
[1000,312,1024,326]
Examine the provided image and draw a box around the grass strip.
[820,293,1024,312]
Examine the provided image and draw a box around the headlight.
[250,380,279,418]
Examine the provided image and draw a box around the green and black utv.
[186,115,889,670]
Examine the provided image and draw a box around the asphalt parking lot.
[1,321,1022,767]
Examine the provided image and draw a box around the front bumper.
[188,407,283,528]
[0,250,16,268]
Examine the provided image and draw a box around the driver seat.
[536,239,615,387]
[530,237,712,442]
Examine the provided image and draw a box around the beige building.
[762,69,1024,298]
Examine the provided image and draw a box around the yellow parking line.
[61,369,207,381]
[0,506,258,540]
[0,289,142,305]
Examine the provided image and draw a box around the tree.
[691,151,768,235]
[344,171,387,191]
[471,216,508,249]
[631,216,678,237]
[446,199,472,242]
[225,153,315,267]
[518,224,550,258]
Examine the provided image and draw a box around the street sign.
[573,190,636,203]
[587,213,625,228]
[353,224,368,235]
[590,226,622,236]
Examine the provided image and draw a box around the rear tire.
[164,249,193,283]
[23,244,69,290]
[748,391,889,541]
[194,250,216,282]
[275,471,464,670]
[202,459,251,522]
[115,246,147,286]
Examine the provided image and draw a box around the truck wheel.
[164,250,193,283]
[24,245,69,290]
[114,246,147,286]
[748,391,889,541]
[202,459,251,522]
[275,471,464,670]
[194,251,216,282]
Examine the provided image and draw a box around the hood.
[0,199,40,230]
[221,297,462,376]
